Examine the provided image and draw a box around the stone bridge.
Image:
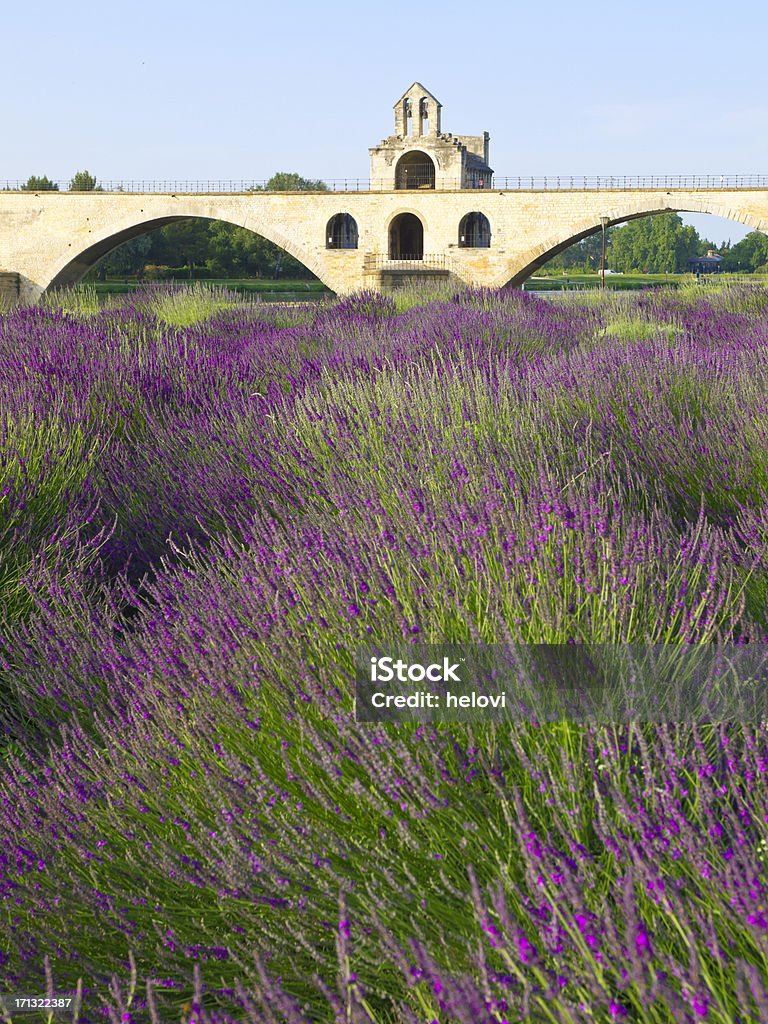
[2,185,768,304]
[5,83,768,303]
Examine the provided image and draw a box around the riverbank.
[90,272,768,299]
[524,271,768,291]
[91,277,332,300]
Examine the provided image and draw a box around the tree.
[720,231,768,272]
[608,214,707,274]
[95,235,153,279]
[259,171,329,192]
[200,221,314,279]
[69,170,100,192]
[539,228,615,274]
[147,220,213,277]
[22,175,58,191]
[675,224,707,270]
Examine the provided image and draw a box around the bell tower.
[393,83,442,138]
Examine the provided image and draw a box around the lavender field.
[2,281,768,1023]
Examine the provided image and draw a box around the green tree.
[22,175,58,191]
[721,231,768,272]
[258,171,330,192]
[202,221,314,279]
[69,170,100,192]
[676,224,707,270]
[95,235,153,279]
[540,228,615,274]
[148,220,213,277]
[608,214,706,273]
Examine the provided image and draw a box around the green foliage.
[202,219,315,279]
[720,231,768,272]
[145,219,213,274]
[541,214,755,277]
[608,214,706,274]
[545,229,614,273]
[92,217,319,282]
[68,169,100,192]
[136,281,255,326]
[22,175,58,191]
[260,170,330,192]
[42,283,102,316]
[95,234,153,278]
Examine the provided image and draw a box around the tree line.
[23,171,100,192]
[545,213,768,274]
[20,171,768,278]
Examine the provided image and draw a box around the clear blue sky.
[3,0,764,244]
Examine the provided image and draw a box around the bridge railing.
[2,175,768,193]
[365,254,455,272]
[490,174,768,191]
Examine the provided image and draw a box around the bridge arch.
[42,203,345,295]
[491,197,767,289]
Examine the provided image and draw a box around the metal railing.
[366,253,454,271]
[2,174,768,194]
[488,174,768,191]
[395,166,436,189]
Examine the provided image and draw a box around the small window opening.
[458,212,491,248]
[326,213,358,249]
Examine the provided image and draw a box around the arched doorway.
[389,214,424,260]
[458,212,491,248]
[395,152,435,190]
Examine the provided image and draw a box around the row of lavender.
[1,284,768,1022]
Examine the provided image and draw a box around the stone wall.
[0,273,19,304]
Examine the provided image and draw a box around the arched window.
[458,212,491,248]
[389,213,424,260]
[395,152,435,190]
[326,213,358,249]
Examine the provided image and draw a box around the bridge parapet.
[3,174,768,194]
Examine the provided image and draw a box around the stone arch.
[326,213,358,249]
[492,198,768,289]
[458,212,491,248]
[42,205,341,294]
[395,151,436,190]
[389,212,424,259]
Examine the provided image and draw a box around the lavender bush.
[1,282,768,1022]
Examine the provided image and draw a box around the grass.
[1,283,768,1022]
[89,278,332,298]
[526,272,768,292]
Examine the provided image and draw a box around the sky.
[3,0,766,246]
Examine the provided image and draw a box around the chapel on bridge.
[369,83,493,191]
